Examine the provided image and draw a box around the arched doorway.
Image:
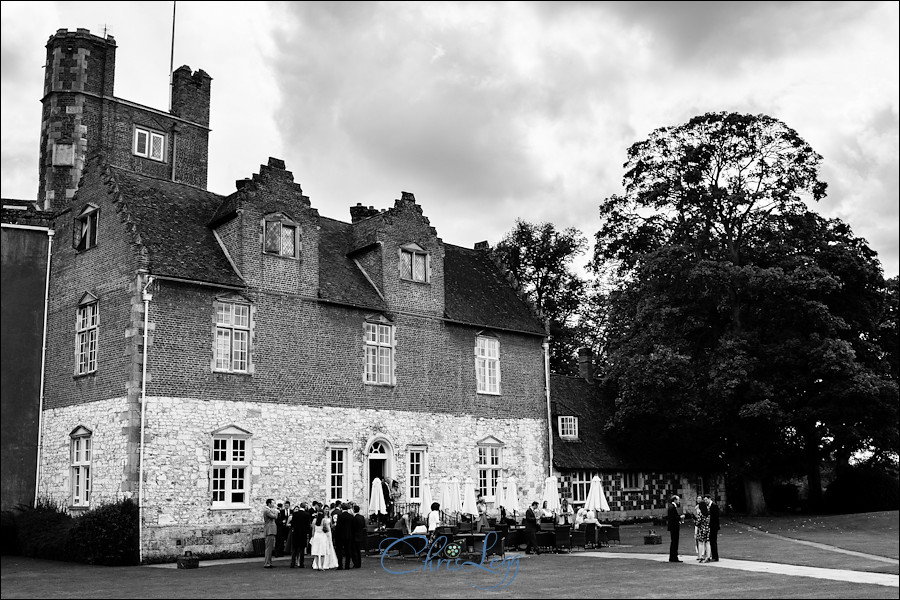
[367,439,394,522]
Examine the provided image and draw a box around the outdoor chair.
[607,526,621,545]
[474,532,506,558]
[596,527,609,547]
[570,529,586,551]
[457,522,473,533]
[554,526,572,553]
[539,522,556,532]
[583,522,597,548]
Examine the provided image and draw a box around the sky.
[2,1,898,278]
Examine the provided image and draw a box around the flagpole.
[168,1,176,111]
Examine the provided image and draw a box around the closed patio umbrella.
[504,476,520,517]
[585,475,611,513]
[438,478,452,513]
[448,477,463,514]
[369,476,387,515]
[421,478,434,515]
[461,477,479,517]
[542,475,561,513]
[495,476,508,510]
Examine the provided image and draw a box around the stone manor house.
[0,28,721,560]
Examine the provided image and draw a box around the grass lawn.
[610,510,898,575]
[1,511,897,599]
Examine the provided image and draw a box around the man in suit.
[524,501,542,555]
[262,498,279,568]
[334,502,355,570]
[274,502,287,557]
[707,495,721,562]
[351,504,367,568]
[667,495,684,562]
[290,503,313,568]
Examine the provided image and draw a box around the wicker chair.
[554,526,572,553]
[570,528,587,551]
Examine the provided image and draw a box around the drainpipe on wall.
[138,275,154,564]
[34,228,55,507]
[543,338,553,479]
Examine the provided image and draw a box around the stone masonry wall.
[39,397,548,559]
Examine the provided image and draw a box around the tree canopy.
[494,219,588,374]
[593,112,897,513]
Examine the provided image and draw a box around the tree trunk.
[743,477,767,515]
[805,433,823,511]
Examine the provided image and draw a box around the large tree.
[593,112,897,513]
[494,219,588,374]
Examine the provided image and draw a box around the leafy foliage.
[593,112,898,511]
[11,497,139,565]
[494,219,588,373]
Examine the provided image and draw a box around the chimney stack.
[577,347,594,382]
[350,203,380,223]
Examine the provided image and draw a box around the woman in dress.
[309,510,338,571]
[694,498,712,563]
[557,498,574,526]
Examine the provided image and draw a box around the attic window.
[263,216,301,259]
[559,416,578,439]
[399,243,429,283]
[133,127,166,162]
[74,205,98,252]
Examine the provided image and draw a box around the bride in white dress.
[309,511,338,570]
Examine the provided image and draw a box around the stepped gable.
[443,243,545,335]
[107,167,244,287]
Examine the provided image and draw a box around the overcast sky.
[2,1,898,277]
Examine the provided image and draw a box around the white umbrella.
[421,478,434,515]
[584,475,611,513]
[438,478,452,513]
[461,477,479,517]
[542,475,561,512]
[505,476,520,517]
[495,476,507,510]
[369,477,387,515]
[448,477,463,514]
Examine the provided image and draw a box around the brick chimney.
[577,347,594,382]
[171,65,212,126]
[350,203,380,223]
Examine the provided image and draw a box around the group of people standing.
[262,498,367,571]
[666,494,721,563]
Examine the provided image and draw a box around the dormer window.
[133,127,166,162]
[399,243,429,283]
[74,204,98,251]
[263,215,301,259]
[559,416,579,440]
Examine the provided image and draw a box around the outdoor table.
[454,532,486,554]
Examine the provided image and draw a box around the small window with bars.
[70,427,92,507]
[475,335,500,394]
[75,299,99,375]
[622,472,642,491]
[210,429,251,508]
[215,300,250,373]
[559,416,578,439]
[399,245,429,283]
[364,322,394,385]
[263,216,301,258]
[133,127,166,161]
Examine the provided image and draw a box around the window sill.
[560,436,580,442]
[476,391,501,396]
[364,382,395,388]
[213,370,252,376]
[262,252,301,261]
[400,277,430,285]
[209,505,251,511]
[68,505,90,512]
[73,371,97,380]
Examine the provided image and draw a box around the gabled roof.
[551,374,646,471]
[443,244,545,335]
[108,167,245,287]
[100,167,545,334]
[318,216,386,309]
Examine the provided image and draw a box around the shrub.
[1,510,20,555]
[14,498,75,561]
[824,466,900,514]
[13,497,139,565]
[68,498,139,566]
